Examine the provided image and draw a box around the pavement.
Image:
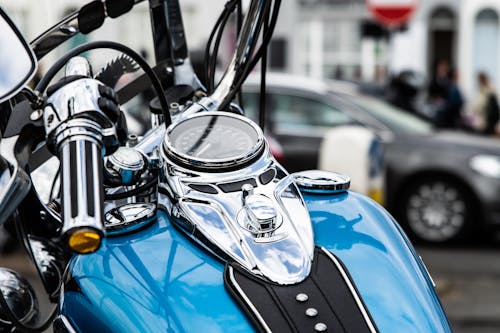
[419,244,500,333]
[1,243,500,332]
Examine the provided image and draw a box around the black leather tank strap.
[224,247,378,333]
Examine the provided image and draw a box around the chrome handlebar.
[57,121,105,253]
[43,57,119,254]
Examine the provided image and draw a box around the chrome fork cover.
[160,146,315,285]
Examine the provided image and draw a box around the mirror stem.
[21,88,44,110]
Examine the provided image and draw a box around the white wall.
[389,21,426,75]
[459,0,500,103]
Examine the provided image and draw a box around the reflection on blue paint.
[63,215,252,332]
[304,191,451,333]
[63,191,451,332]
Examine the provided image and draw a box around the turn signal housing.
[68,228,102,254]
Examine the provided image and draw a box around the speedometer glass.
[164,112,264,170]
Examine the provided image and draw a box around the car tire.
[399,177,475,244]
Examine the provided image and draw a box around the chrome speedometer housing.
[158,112,315,285]
[163,112,265,171]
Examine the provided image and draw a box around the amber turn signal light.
[68,228,102,254]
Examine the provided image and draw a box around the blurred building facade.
[0,0,230,69]
[388,0,500,103]
[284,0,500,103]
[3,0,500,102]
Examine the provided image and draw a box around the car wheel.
[400,177,474,243]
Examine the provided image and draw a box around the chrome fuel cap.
[292,170,350,194]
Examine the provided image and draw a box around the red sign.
[367,0,418,27]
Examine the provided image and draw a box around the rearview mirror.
[0,8,37,104]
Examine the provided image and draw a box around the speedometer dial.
[163,112,264,171]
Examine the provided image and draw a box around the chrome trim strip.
[55,315,77,333]
[320,247,378,333]
[274,175,314,260]
[178,197,258,268]
[228,266,272,333]
[419,255,436,288]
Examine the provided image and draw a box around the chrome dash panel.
[160,141,314,285]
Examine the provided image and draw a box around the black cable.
[259,6,269,131]
[104,177,157,200]
[205,9,227,92]
[235,1,271,82]
[205,1,236,92]
[216,0,272,111]
[34,41,172,127]
[205,0,238,93]
[238,0,280,85]
[236,0,243,35]
[220,0,280,110]
[209,10,233,94]
[236,0,244,109]
[49,169,60,201]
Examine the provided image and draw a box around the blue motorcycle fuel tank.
[61,190,451,332]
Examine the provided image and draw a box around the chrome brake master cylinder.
[103,147,158,236]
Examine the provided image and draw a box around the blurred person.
[386,70,422,113]
[426,60,450,123]
[428,60,450,101]
[471,72,499,135]
[435,68,464,128]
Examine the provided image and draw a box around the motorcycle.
[0,0,452,332]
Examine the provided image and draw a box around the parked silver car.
[243,73,500,243]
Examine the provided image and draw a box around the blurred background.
[1,0,500,332]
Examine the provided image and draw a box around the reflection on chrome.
[159,113,314,285]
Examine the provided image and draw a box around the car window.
[342,94,433,134]
[272,93,354,128]
[241,92,259,121]
[241,91,354,127]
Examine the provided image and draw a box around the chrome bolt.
[241,184,254,204]
[314,323,327,332]
[127,134,138,147]
[60,25,77,35]
[305,308,318,317]
[295,293,309,302]
[30,109,43,121]
[170,102,180,115]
